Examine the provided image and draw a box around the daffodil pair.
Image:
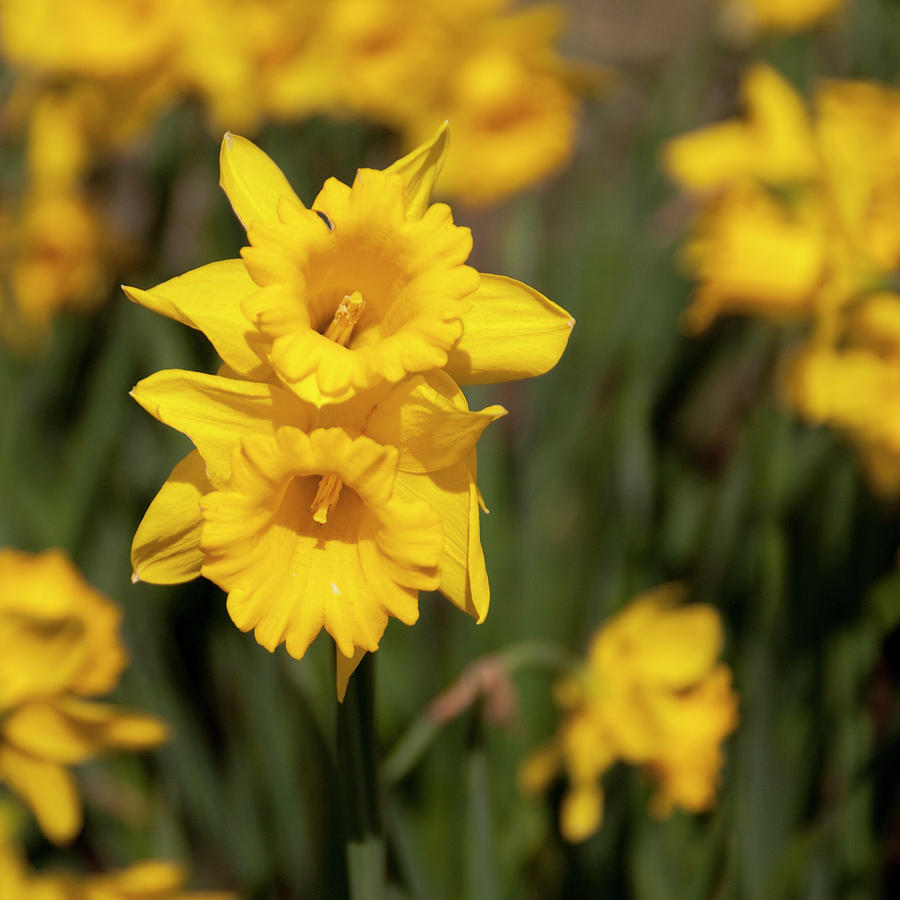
[129,124,574,694]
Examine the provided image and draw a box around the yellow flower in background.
[0,549,169,844]
[0,0,174,80]
[783,342,900,495]
[678,184,828,333]
[667,64,900,493]
[520,584,738,842]
[1,191,108,339]
[0,88,114,341]
[0,808,235,900]
[403,2,583,206]
[666,65,900,333]
[719,0,846,39]
[126,125,572,694]
[663,63,817,193]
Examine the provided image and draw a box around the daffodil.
[719,0,845,39]
[83,861,237,900]
[0,549,169,844]
[126,124,572,406]
[0,807,235,900]
[126,124,572,694]
[520,585,738,842]
[667,64,900,492]
[402,2,583,205]
[663,63,818,193]
[783,343,900,495]
[130,366,503,694]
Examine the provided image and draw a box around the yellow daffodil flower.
[0,809,235,900]
[520,584,738,842]
[667,64,900,493]
[663,63,818,193]
[719,0,845,39]
[0,549,169,844]
[783,343,900,495]
[126,124,572,695]
[403,3,582,206]
[126,125,573,406]
[129,367,502,694]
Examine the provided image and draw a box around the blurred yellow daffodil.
[0,810,235,900]
[719,0,846,40]
[666,64,900,494]
[0,549,169,844]
[520,584,738,842]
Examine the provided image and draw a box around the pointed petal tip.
[131,571,140,584]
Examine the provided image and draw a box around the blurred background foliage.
[4,0,900,897]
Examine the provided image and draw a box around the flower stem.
[337,652,385,900]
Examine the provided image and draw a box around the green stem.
[337,653,385,900]
[383,641,575,785]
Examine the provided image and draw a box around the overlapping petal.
[131,450,210,585]
[123,260,268,378]
[130,370,307,486]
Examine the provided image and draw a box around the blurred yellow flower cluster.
[0,0,587,338]
[0,554,233,896]
[719,0,846,40]
[0,548,168,845]
[128,126,574,696]
[1,827,234,900]
[666,64,900,494]
[520,584,738,842]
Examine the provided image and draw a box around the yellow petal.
[219,132,305,228]
[3,697,168,764]
[560,783,603,842]
[336,647,367,703]
[637,604,724,688]
[0,610,88,712]
[382,121,449,218]
[365,375,505,474]
[0,549,126,703]
[130,370,306,488]
[663,121,753,191]
[0,746,81,844]
[394,462,489,622]
[123,259,268,377]
[663,63,816,191]
[131,450,210,585]
[446,274,574,384]
[518,740,561,795]
[86,860,185,894]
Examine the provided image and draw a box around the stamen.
[310,473,343,525]
[323,291,365,347]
